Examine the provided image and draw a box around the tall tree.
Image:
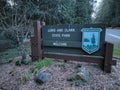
[74,0,93,24]
[0,0,33,59]
[0,0,11,29]
[1,0,94,26]
[95,0,120,25]
[13,0,92,25]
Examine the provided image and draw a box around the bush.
[4,30,18,46]
[0,40,14,52]
[0,30,19,51]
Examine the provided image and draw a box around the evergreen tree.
[95,0,120,25]
[74,0,93,24]
[0,0,93,25]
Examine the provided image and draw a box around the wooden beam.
[104,42,114,73]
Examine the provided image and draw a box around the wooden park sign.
[30,21,116,73]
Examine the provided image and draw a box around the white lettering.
[52,34,61,37]
[48,29,56,32]
[62,34,70,37]
[64,28,75,32]
[57,29,63,32]
[53,42,67,46]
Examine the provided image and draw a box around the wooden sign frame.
[30,21,116,73]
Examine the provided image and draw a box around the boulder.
[67,66,92,82]
[35,71,52,84]
[76,67,92,82]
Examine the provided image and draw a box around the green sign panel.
[42,25,105,56]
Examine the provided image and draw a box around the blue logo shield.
[81,28,102,54]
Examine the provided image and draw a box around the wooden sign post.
[30,21,42,61]
[30,21,116,73]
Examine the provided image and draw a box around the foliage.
[0,39,14,51]
[59,62,66,70]
[0,41,30,59]
[18,72,31,84]
[74,0,93,24]
[0,48,19,59]
[15,59,32,66]
[0,0,93,57]
[15,60,22,66]
[9,0,93,25]
[30,58,52,74]
[0,29,19,51]
[21,59,32,65]
[0,0,93,27]
[4,30,18,46]
[0,0,33,57]
[35,58,52,69]
[95,0,120,25]
[113,44,120,58]
[15,60,31,66]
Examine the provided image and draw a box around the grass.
[113,44,120,58]
[30,58,53,74]
[18,72,31,85]
[35,58,52,69]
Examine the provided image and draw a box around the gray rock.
[76,67,92,82]
[35,71,52,84]
[67,67,92,82]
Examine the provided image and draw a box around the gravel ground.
[0,56,120,90]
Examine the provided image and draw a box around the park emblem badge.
[81,28,102,54]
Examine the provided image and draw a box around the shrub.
[4,30,18,46]
[0,30,19,51]
[0,40,14,52]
